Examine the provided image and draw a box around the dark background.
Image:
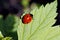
[0,0,60,26]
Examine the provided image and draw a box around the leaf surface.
[17,0,60,40]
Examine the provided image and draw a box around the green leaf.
[0,31,4,39]
[2,37,12,40]
[0,31,12,40]
[4,15,19,32]
[3,15,19,40]
[17,0,60,40]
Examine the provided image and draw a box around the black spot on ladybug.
[30,14,33,18]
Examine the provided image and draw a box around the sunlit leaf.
[17,0,60,40]
[0,31,4,40]
[2,37,12,40]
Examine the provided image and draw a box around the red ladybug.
[22,14,33,24]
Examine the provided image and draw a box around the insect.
[22,13,33,24]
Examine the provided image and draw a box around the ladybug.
[22,13,33,24]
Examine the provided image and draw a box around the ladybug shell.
[22,14,33,24]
